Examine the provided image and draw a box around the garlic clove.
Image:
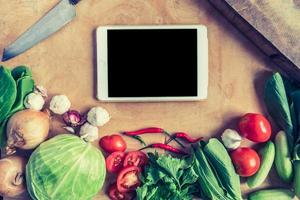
[49,95,71,115]
[62,126,75,134]
[79,123,99,142]
[34,85,48,98]
[221,129,242,150]
[87,107,110,127]
[24,93,45,111]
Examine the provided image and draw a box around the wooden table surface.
[0,0,287,199]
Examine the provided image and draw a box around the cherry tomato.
[231,147,260,177]
[123,151,148,168]
[106,151,126,173]
[108,184,131,200]
[239,113,272,142]
[117,166,141,193]
[100,134,127,153]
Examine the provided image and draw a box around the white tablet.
[96,25,208,102]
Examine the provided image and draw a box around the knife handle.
[69,0,81,5]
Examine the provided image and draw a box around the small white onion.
[221,129,242,150]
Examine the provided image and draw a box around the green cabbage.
[26,134,106,200]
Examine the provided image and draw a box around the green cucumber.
[247,141,275,188]
[293,144,300,198]
[248,189,294,200]
[274,131,293,183]
[294,161,300,198]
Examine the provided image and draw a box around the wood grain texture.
[0,0,285,199]
[208,0,300,83]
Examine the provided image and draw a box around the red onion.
[63,110,86,127]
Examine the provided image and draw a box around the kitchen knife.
[2,0,82,61]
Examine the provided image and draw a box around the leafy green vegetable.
[26,134,106,200]
[203,139,242,200]
[11,65,32,81]
[10,75,34,114]
[0,66,34,147]
[137,153,198,200]
[264,73,294,149]
[192,143,228,200]
[290,91,300,143]
[0,66,17,123]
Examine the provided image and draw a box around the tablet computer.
[96,25,208,102]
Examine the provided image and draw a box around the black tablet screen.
[107,29,198,97]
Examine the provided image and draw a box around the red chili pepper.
[123,127,164,136]
[169,132,203,143]
[140,143,187,155]
[122,127,185,148]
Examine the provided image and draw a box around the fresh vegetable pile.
[0,66,34,147]
[264,72,300,197]
[0,65,110,199]
[0,65,299,200]
[136,139,242,200]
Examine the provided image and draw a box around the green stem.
[128,135,147,146]
[164,131,185,148]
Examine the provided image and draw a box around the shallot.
[63,110,85,127]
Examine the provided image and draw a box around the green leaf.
[0,119,8,147]
[0,66,17,123]
[143,165,166,185]
[156,154,188,182]
[264,73,294,149]
[11,65,32,81]
[10,76,34,114]
[192,144,227,200]
[291,91,300,143]
[139,153,196,200]
[180,167,198,187]
[0,75,34,147]
[136,184,148,200]
[203,138,242,200]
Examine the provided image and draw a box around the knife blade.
[2,0,82,61]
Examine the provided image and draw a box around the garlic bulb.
[24,93,45,111]
[221,129,242,149]
[79,123,99,142]
[49,95,71,115]
[87,107,110,127]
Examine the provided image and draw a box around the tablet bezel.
[96,25,208,102]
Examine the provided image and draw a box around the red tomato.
[117,166,141,193]
[106,151,126,173]
[100,134,127,153]
[239,113,272,142]
[231,147,260,177]
[108,184,131,200]
[123,151,148,168]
